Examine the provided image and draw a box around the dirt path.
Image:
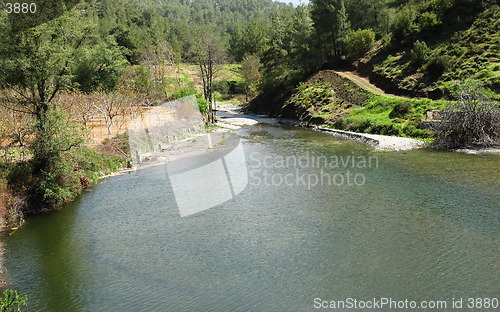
[334,71,407,99]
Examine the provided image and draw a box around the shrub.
[425,55,450,79]
[0,289,28,311]
[172,88,209,116]
[68,147,124,180]
[410,40,431,66]
[389,102,413,118]
[418,12,442,32]
[432,80,500,149]
[344,29,376,60]
[6,162,32,195]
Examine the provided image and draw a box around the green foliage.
[0,289,28,312]
[369,2,499,95]
[31,107,84,169]
[344,29,376,60]
[286,82,335,110]
[310,0,351,61]
[230,19,270,62]
[410,40,431,66]
[260,66,450,138]
[390,7,416,42]
[241,54,262,100]
[25,107,83,208]
[418,12,442,32]
[172,88,209,116]
[37,159,81,208]
[120,65,152,94]
[68,147,124,183]
[0,7,92,93]
[425,55,450,79]
[74,36,129,92]
[6,162,32,195]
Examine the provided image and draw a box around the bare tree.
[93,91,137,136]
[140,40,176,83]
[57,91,98,129]
[0,103,33,147]
[94,92,121,136]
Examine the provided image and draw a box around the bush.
[6,162,32,195]
[344,29,376,60]
[410,40,431,66]
[418,12,442,32]
[433,80,500,149]
[0,289,28,312]
[68,147,124,181]
[389,102,413,118]
[425,55,450,79]
[172,88,209,116]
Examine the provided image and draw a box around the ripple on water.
[3,125,499,311]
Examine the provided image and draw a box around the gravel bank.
[316,127,426,151]
[216,102,426,151]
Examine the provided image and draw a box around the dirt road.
[334,71,407,99]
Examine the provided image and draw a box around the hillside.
[358,3,500,98]
[277,70,448,138]
[247,1,498,139]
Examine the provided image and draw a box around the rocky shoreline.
[315,127,426,151]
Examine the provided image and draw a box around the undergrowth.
[0,134,130,225]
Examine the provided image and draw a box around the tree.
[310,0,350,62]
[0,8,92,170]
[344,0,391,33]
[0,105,33,147]
[241,54,262,101]
[0,5,97,208]
[410,40,430,66]
[344,29,376,60]
[93,91,134,135]
[189,25,226,123]
[390,6,416,42]
[73,35,129,93]
[57,91,97,128]
[230,18,270,62]
[288,5,315,71]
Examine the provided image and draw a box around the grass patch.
[335,95,449,138]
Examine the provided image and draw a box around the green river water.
[3,124,499,311]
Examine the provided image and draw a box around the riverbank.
[315,127,425,151]
[218,102,425,151]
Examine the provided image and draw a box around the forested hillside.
[248,0,500,107]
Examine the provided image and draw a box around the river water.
[3,124,499,311]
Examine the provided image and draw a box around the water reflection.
[4,124,499,311]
